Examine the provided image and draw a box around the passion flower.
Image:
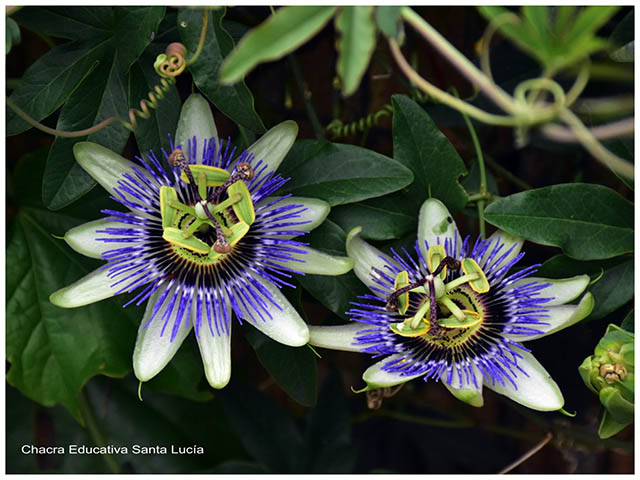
[309,198,594,410]
[50,94,353,389]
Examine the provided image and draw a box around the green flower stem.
[186,9,209,67]
[387,38,519,127]
[77,389,121,474]
[400,7,517,115]
[288,54,325,139]
[456,90,489,237]
[559,109,634,180]
[541,117,635,143]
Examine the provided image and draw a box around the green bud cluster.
[578,324,634,439]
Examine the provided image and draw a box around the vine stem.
[484,155,532,191]
[288,54,325,140]
[541,117,634,143]
[498,432,553,474]
[387,38,518,127]
[186,8,208,66]
[559,109,634,180]
[400,6,517,114]
[77,389,121,474]
[6,97,123,137]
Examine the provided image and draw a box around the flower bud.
[579,323,634,438]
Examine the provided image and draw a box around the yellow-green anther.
[427,245,447,279]
[160,186,179,228]
[439,310,482,329]
[163,227,210,254]
[228,180,255,225]
[461,258,490,293]
[390,320,429,337]
[439,296,466,322]
[225,221,250,247]
[393,271,410,314]
[445,272,481,292]
[180,164,230,187]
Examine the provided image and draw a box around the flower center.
[160,149,255,266]
[387,246,490,347]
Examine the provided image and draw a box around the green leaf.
[6,150,140,422]
[484,183,633,260]
[536,254,634,321]
[12,6,115,40]
[6,39,107,135]
[8,7,165,137]
[6,17,21,54]
[375,6,401,38]
[391,95,468,213]
[609,10,634,62]
[178,8,265,133]
[298,220,369,320]
[329,193,415,241]
[277,139,413,206]
[477,6,618,71]
[42,52,130,210]
[244,326,317,407]
[620,309,634,333]
[219,6,337,85]
[335,6,376,96]
[218,379,304,472]
[305,372,357,473]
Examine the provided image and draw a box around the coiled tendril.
[124,42,188,131]
[326,91,428,139]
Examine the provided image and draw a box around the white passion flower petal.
[245,120,298,174]
[503,292,594,342]
[508,274,590,306]
[308,323,367,352]
[175,93,218,162]
[418,198,462,262]
[64,218,137,259]
[484,346,564,411]
[74,142,156,198]
[482,230,524,280]
[49,267,123,308]
[443,362,484,407]
[196,327,232,389]
[272,246,353,275]
[257,196,330,238]
[346,226,398,295]
[240,271,310,346]
[362,355,423,389]
[133,284,192,382]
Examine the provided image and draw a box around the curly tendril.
[123,43,188,131]
[326,91,428,139]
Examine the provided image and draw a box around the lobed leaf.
[178,8,265,133]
